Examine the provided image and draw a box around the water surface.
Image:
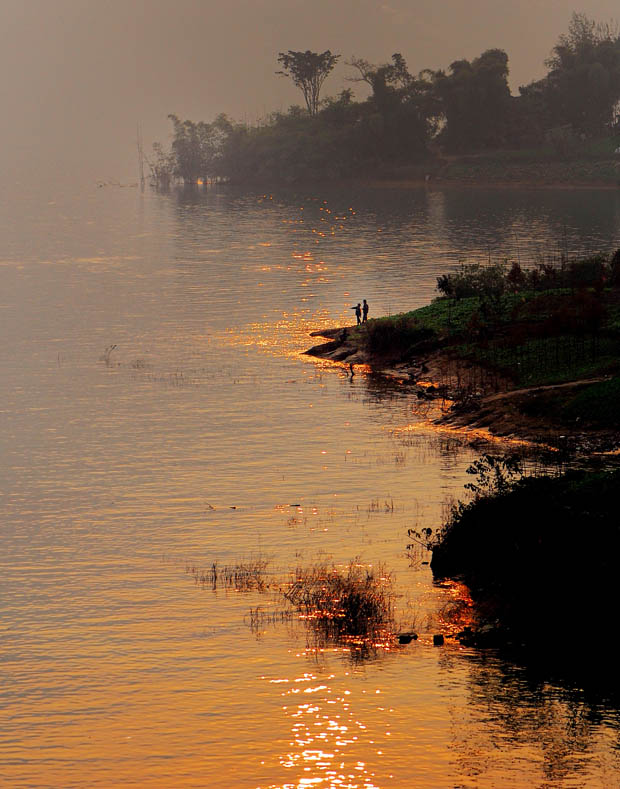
[2,180,620,787]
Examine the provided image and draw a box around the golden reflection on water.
[8,184,620,788]
[261,671,385,789]
[394,416,544,451]
[217,309,349,362]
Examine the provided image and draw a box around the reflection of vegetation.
[453,650,620,786]
[246,606,295,635]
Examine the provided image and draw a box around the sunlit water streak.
[1,181,620,787]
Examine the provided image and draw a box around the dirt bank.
[305,327,620,453]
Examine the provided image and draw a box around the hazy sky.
[1,0,619,181]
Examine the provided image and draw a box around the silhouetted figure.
[362,299,369,322]
[351,303,362,325]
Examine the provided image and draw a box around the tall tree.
[167,114,232,182]
[432,49,511,151]
[276,50,340,116]
[346,53,439,158]
[517,14,620,142]
[543,13,620,135]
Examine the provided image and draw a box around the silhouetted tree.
[432,49,512,151]
[519,13,620,137]
[276,50,340,116]
[167,114,232,182]
[347,53,439,159]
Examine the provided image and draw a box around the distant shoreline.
[360,176,620,191]
[159,158,620,193]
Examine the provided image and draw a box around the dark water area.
[2,178,620,787]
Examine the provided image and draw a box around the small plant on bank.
[463,453,524,499]
[411,454,525,553]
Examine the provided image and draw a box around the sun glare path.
[259,673,383,789]
[216,310,349,363]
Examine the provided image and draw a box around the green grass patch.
[462,335,620,386]
[362,252,620,383]
[562,376,620,427]
[406,296,482,335]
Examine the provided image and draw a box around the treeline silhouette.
[150,13,620,185]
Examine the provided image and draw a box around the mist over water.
[2,180,620,787]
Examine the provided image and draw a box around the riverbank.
[305,258,620,452]
[305,326,620,452]
[232,157,620,191]
[306,319,620,677]
[429,465,620,679]
[305,262,620,674]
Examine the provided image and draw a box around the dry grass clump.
[246,606,296,634]
[283,560,395,644]
[187,557,270,592]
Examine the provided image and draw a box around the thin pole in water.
[137,123,145,192]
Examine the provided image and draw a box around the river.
[2,179,620,787]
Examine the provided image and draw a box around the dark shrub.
[437,263,506,301]
[567,256,607,289]
[363,316,436,358]
[610,248,620,287]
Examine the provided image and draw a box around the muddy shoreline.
[305,326,620,453]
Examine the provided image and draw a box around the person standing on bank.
[362,299,369,322]
[351,303,362,325]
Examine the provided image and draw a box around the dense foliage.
[150,14,620,186]
[430,464,620,647]
[518,14,620,144]
[432,49,512,151]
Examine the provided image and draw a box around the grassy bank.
[437,156,620,187]
[363,258,620,382]
[306,253,620,446]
